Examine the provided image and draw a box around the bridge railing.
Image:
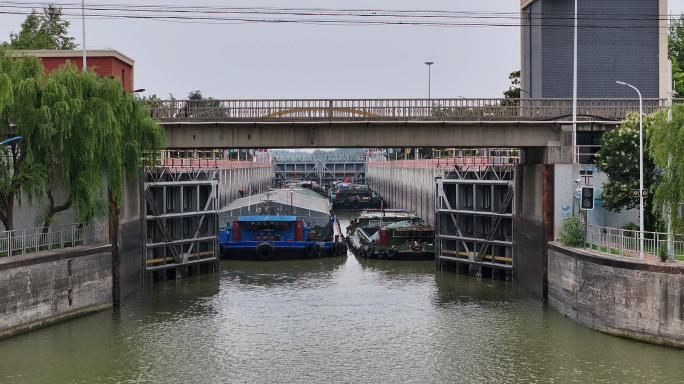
[147,98,676,121]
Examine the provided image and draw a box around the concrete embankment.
[0,244,113,340]
[366,162,436,226]
[548,242,684,349]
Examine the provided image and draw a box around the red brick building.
[12,49,135,91]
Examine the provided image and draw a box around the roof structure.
[219,189,332,237]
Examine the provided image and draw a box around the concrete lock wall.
[366,165,436,226]
[217,165,275,208]
[514,163,555,301]
[113,170,144,304]
[548,243,684,349]
[0,244,113,340]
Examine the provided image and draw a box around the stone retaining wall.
[0,244,113,340]
[548,242,684,348]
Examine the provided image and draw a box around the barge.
[346,210,435,261]
[219,190,347,260]
[328,182,384,209]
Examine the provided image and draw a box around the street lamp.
[424,62,434,100]
[616,80,644,259]
[82,0,86,70]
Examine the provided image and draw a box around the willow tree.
[649,104,684,233]
[0,51,164,230]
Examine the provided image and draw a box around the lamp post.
[424,62,434,100]
[82,0,86,70]
[616,80,644,259]
[572,0,578,164]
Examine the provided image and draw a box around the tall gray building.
[521,0,668,99]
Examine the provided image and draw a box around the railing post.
[619,229,623,256]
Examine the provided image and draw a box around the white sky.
[1,0,684,101]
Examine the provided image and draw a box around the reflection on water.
[0,211,682,383]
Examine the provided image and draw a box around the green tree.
[594,112,661,231]
[670,14,684,97]
[5,4,77,50]
[503,70,521,99]
[648,103,684,233]
[0,52,164,230]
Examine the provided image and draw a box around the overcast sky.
[1,0,684,100]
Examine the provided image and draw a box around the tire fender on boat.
[314,242,323,257]
[344,198,352,206]
[255,242,275,261]
[366,245,374,258]
[304,243,315,258]
[351,199,360,209]
[387,247,397,258]
[219,244,228,258]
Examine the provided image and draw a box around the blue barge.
[219,189,347,260]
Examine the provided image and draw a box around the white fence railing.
[581,223,683,261]
[0,223,95,257]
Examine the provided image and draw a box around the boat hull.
[346,226,435,261]
[220,241,347,261]
[354,245,434,261]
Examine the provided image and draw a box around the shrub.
[558,215,584,247]
[658,244,668,262]
[621,221,638,238]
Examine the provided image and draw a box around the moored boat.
[346,210,435,261]
[328,182,384,209]
[218,190,348,260]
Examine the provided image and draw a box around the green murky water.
[0,214,682,384]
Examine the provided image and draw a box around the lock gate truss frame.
[274,160,367,187]
[435,165,514,279]
[144,167,220,280]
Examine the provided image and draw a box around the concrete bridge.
[149,98,672,151]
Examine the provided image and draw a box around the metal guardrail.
[369,157,520,168]
[146,98,677,122]
[581,223,682,261]
[149,158,274,169]
[274,153,367,163]
[0,223,95,257]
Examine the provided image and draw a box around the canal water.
[0,214,683,383]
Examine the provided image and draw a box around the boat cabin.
[378,225,435,247]
[222,216,311,243]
